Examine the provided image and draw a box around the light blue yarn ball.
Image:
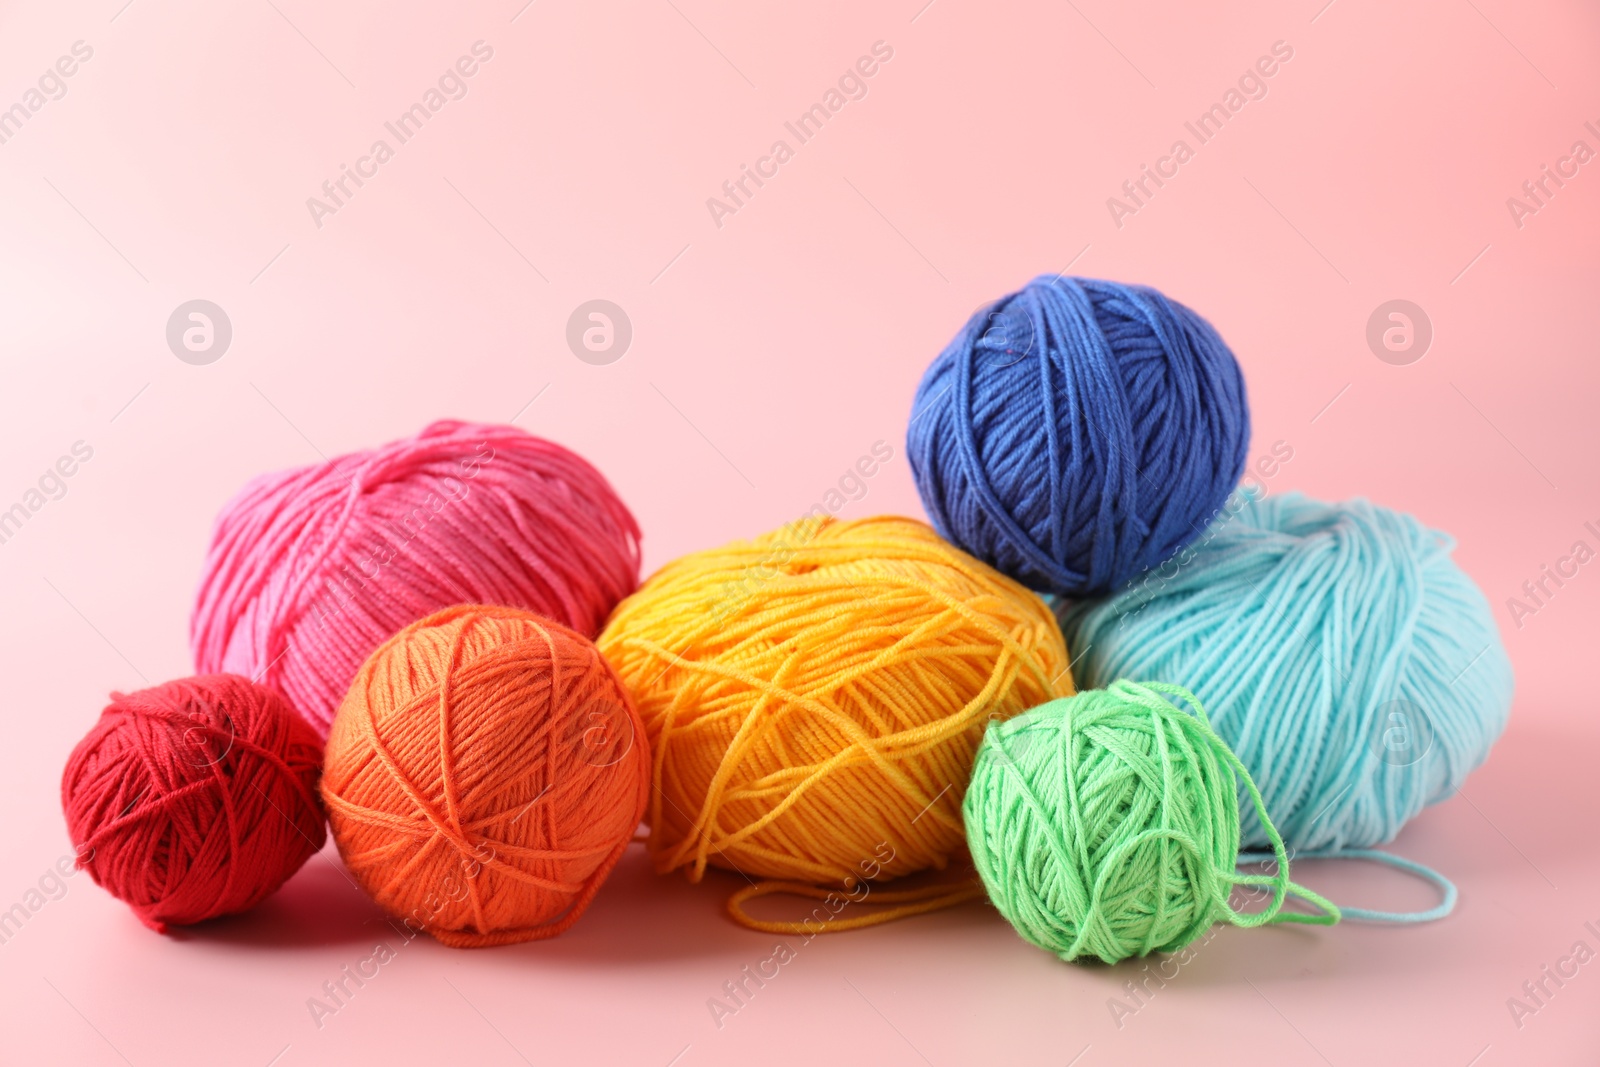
[1058,490,1513,854]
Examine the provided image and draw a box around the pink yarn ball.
[191,420,640,736]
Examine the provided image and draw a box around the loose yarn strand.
[1103,681,1340,931]
[725,878,988,934]
[1237,847,1457,924]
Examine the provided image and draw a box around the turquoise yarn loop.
[965,680,1339,964]
[1060,490,1512,919]
[1236,848,1457,923]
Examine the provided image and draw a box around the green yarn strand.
[964,680,1338,964]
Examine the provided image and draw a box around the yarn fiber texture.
[322,604,649,948]
[964,680,1337,964]
[597,515,1072,924]
[192,419,641,736]
[908,275,1250,598]
[1060,491,1514,854]
[61,674,326,932]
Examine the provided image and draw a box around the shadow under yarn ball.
[1059,491,1515,855]
[908,276,1250,598]
[191,419,641,738]
[321,604,649,948]
[61,674,327,932]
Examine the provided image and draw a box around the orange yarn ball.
[598,515,1072,896]
[321,604,648,947]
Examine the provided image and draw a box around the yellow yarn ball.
[598,515,1072,896]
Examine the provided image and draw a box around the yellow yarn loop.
[724,878,990,934]
[598,515,1071,931]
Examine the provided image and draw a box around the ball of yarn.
[598,515,1071,893]
[1060,491,1514,854]
[61,674,326,932]
[322,604,648,947]
[192,419,641,736]
[965,680,1336,963]
[908,275,1250,597]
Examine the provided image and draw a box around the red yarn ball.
[61,674,326,931]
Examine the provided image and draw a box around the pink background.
[2,0,1597,1063]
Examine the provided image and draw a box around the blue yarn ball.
[1059,490,1514,854]
[908,275,1250,597]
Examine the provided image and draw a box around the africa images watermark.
[0,40,94,147]
[1108,439,1295,625]
[704,40,895,229]
[306,836,497,1029]
[1504,519,1600,630]
[1106,40,1296,229]
[704,841,898,1031]
[1505,117,1599,231]
[0,845,96,948]
[567,300,633,366]
[1105,924,1223,1029]
[167,299,233,365]
[0,440,95,548]
[1106,847,1306,1029]
[305,41,495,229]
[309,440,496,635]
[702,440,896,626]
[304,680,624,1030]
[1366,299,1432,366]
[1505,913,1600,1031]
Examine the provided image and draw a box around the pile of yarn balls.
[59,274,1512,966]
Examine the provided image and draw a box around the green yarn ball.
[964,680,1336,963]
